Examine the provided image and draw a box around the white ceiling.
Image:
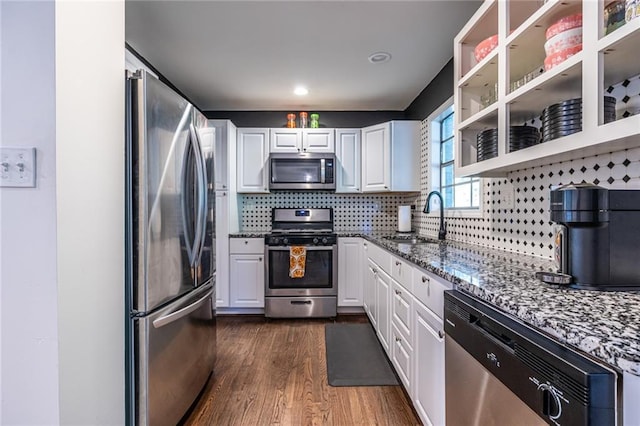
[125,0,481,112]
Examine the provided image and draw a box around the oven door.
[266,245,337,297]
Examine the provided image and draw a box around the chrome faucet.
[423,190,446,240]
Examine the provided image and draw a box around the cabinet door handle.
[438,330,445,339]
[258,257,262,262]
[395,261,401,266]
[422,276,429,283]
[394,289,401,295]
[395,337,401,343]
[244,241,248,244]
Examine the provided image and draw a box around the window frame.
[427,97,483,218]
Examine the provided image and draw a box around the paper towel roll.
[398,205,411,232]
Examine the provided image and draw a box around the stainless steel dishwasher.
[444,290,618,425]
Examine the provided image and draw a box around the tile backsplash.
[416,120,640,259]
[239,192,417,231]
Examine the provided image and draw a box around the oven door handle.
[266,246,335,251]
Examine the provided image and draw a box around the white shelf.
[458,49,499,89]
[597,16,640,52]
[459,103,499,130]
[457,114,640,177]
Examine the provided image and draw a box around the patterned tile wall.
[239,192,418,232]
[415,115,640,259]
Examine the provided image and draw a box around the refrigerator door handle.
[152,288,213,329]
[180,120,202,269]
[190,123,207,269]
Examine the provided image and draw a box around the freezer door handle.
[152,288,213,329]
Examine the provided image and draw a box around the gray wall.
[1,2,60,422]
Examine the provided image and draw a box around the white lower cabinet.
[391,322,413,392]
[364,258,378,328]
[215,192,230,307]
[413,298,445,426]
[229,238,265,308]
[391,276,414,394]
[375,267,391,356]
[337,238,363,307]
[362,240,448,426]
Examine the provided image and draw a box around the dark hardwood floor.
[182,315,421,425]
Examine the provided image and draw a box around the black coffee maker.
[549,183,640,290]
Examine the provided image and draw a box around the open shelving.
[454,0,640,177]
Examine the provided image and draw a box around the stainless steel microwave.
[269,152,335,190]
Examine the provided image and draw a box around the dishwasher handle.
[471,313,516,352]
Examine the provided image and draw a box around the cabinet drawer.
[229,237,264,254]
[391,279,412,343]
[367,241,391,273]
[391,255,413,293]
[391,323,413,393]
[412,268,452,319]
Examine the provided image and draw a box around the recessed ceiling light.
[368,52,392,64]
[294,86,309,96]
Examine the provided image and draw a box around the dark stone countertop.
[341,231,640,377]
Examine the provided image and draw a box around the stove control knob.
[313,238,319,245]
[283,238,289,245]
[322,237,328,244]
[272,237,280,245]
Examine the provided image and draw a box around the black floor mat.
[325,323,399,386]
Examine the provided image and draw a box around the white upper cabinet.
[361,121,420,192]
[335,129,361,193]
[270,128,301,152]
[209,119,237,191]
[270,128,335,153]
[237,128,269,193]
[455,0,640,177]
[302,129,335,153]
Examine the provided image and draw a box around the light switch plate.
[0,147,37,188]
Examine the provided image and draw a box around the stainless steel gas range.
[264,208,337,318]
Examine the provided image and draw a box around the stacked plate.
[509,125,540,152]
[540,98,582,142]
[540,97,616,142]
[603,96,617,123]
[477,128,498,161]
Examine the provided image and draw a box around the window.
[430,100,480,211]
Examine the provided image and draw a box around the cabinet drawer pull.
[258,257,262,262]
[395,289,401,295]
[244,240,248,244]
[395,337,401,343]
[395,261,401,266]
[422,276,429,283]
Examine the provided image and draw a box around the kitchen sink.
[384,237,440,245]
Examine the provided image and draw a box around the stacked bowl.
[544,13,582,71]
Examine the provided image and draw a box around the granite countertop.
[352,232,640,377]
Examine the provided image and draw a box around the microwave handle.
[320,158,325,184]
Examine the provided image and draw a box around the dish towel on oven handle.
[289,246,306,278]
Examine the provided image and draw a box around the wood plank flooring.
[182,315,421,425]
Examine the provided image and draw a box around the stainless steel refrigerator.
[125,70,216,426]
